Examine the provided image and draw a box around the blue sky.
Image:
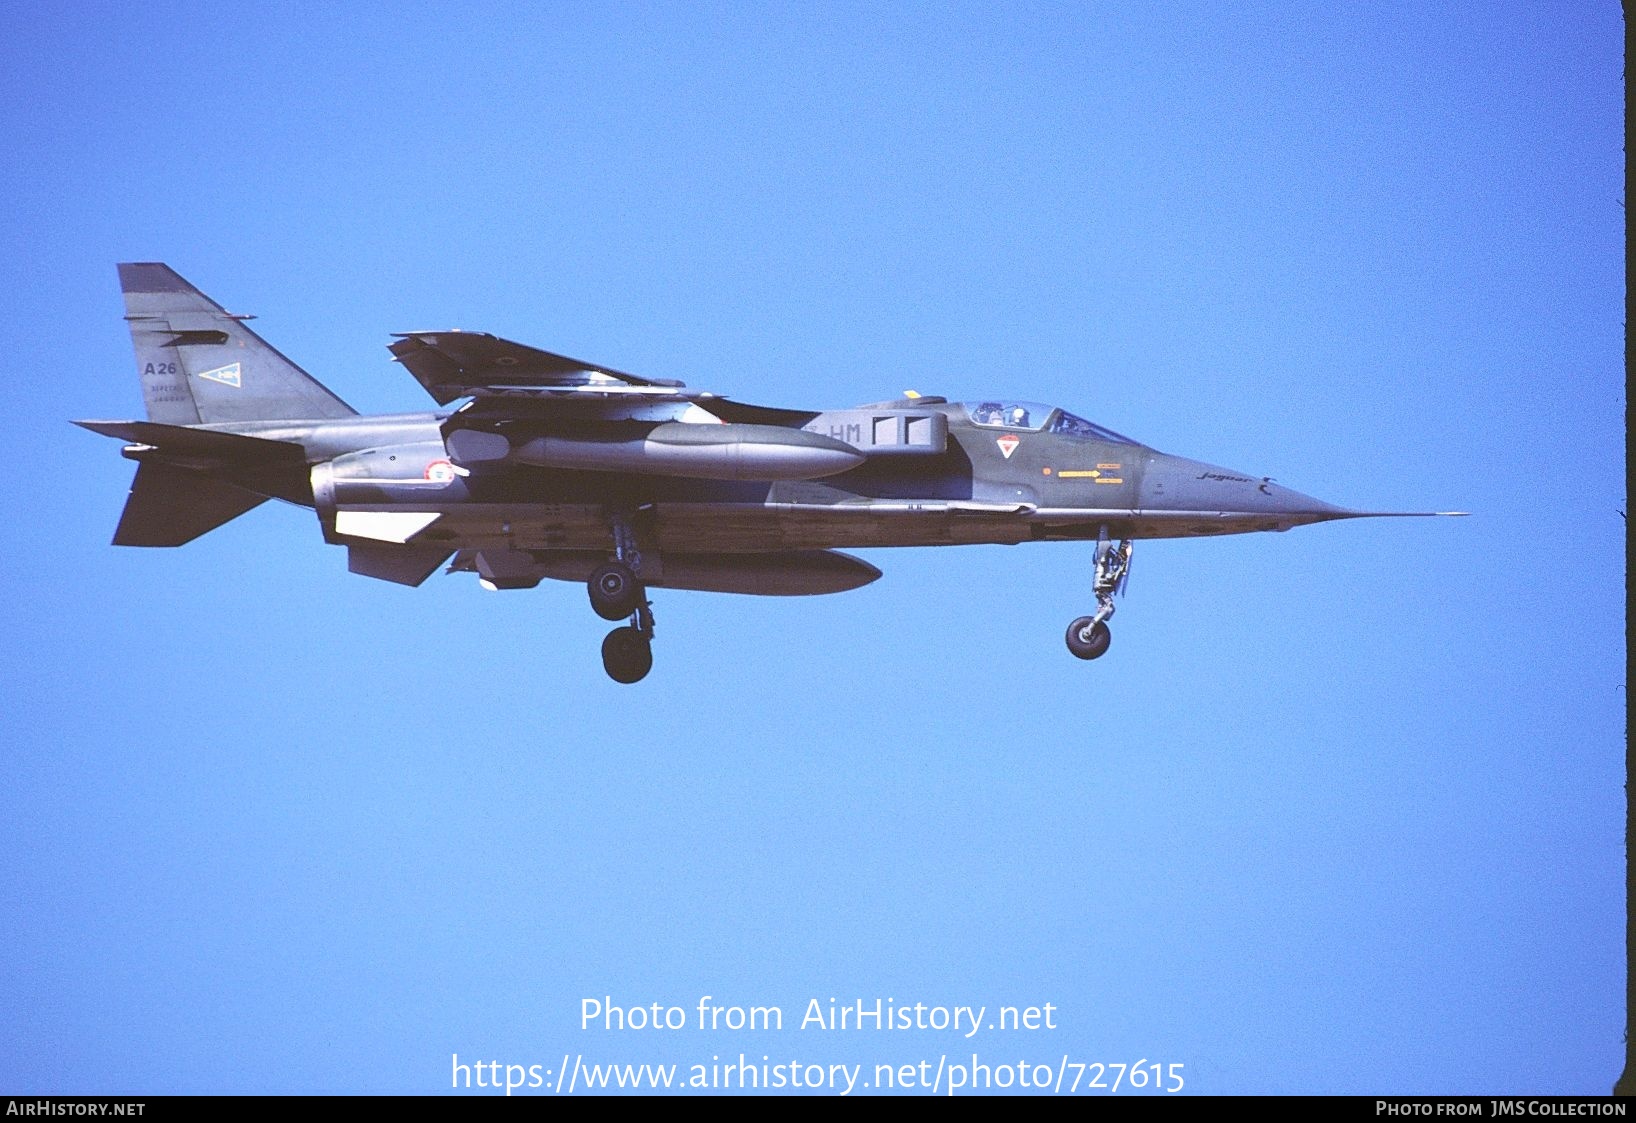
[0,2,1624,1096]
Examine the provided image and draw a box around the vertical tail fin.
[118,263,357,424]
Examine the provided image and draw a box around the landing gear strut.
[592,508,656,683]
[1066,534,1132,662]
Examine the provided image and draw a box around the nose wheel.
[1066,617,1112,660]
[1066,535,1131,662]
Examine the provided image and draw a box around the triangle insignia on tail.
[197,362,242,388]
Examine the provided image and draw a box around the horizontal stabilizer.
[113,462,268,546]
[347,542,453,586]
[74,419,305,464]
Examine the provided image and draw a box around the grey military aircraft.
[80,264,1461,682]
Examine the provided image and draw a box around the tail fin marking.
[118,263,357,425]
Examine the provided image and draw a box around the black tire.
[601,626,653,684]
[588,561,642,621]
[1065,616,1112,660]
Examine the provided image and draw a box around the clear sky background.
[0,2,1623,1096]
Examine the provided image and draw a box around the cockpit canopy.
[963,401,1137,444]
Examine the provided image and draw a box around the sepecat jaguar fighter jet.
[79,264,1461,682]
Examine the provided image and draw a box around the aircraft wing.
[389,331,688,404]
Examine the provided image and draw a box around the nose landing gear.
[1066,535,1131,662]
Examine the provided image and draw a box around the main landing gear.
[1066,534,1132,662]
[588,561,643,620]
[600,600,654,684]
[590,511,656,684]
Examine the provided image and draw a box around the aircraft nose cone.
[1139,453,1353,528]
